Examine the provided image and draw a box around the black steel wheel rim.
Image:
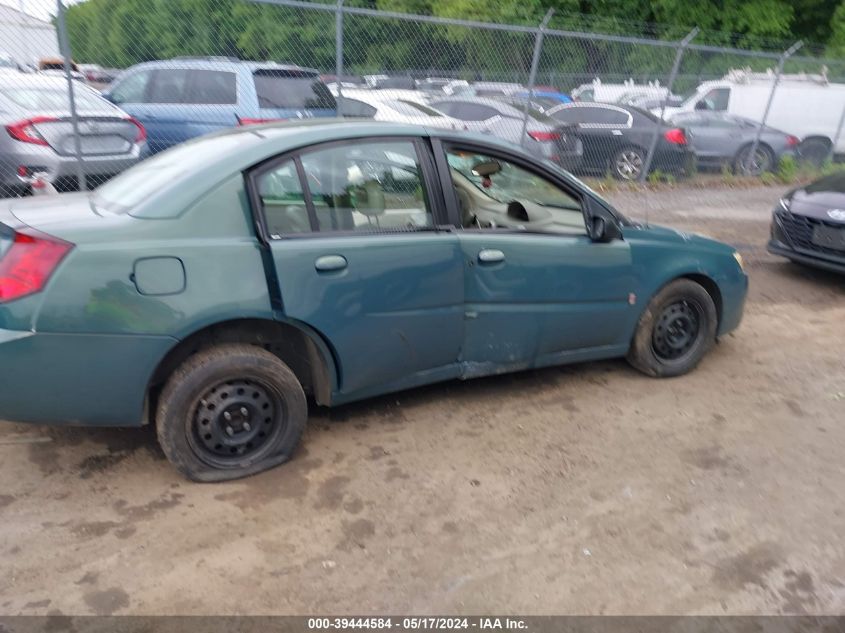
[652,299,703,361]
[187,378,285,468]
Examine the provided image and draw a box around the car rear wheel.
[156,344,307,482]
[613,146,645,180]
[733,144,774,176]
[627,279,718,377]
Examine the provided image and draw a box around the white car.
[334,88,460,130]
[572,78,668,103]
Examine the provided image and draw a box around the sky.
[0,0,85,22]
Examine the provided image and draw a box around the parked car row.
[0,59,840,194]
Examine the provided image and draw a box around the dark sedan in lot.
[546,102,692,180]
[769,173,845,274]
[0,120,747,481]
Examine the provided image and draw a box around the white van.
[660,68,845,161]
[571,78,670,103]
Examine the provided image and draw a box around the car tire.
[613,146,646,180]
[733,144,774,176]
[156,344,307,482]
[627,279,718,378]
[798,138,830,167]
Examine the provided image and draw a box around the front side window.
[696,88,730,111]
[110,70,152,104]
[148,69,190,104]
[446,148,584,234]
[256,140,433,236]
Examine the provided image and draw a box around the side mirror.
[694,100,708,111]
[589,215,622,242]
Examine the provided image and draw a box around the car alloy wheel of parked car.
[614,147,645,180]
[734,144,775,177]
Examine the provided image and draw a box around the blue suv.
[103,57,337,154]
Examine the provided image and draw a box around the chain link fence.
[0,0,843,197]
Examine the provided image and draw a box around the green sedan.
[0,121,748,481]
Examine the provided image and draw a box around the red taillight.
[126,116,146,142]
[0,228,73,303]
[664,128,687,145]
[786,135,800,147]
[236,116,287,126]
[527,130,560,142]
[5,116,58,146]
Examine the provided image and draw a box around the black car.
[545,102,691,180]
[768,173,845,275]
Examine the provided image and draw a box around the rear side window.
[580,107,629,125]
[253,69,336,110]
[147,69,236,105]
[186,70,237,104]
[446,102,500,121]
[551,107,585,124]
[339,98,377,118]
[256,140,433,235]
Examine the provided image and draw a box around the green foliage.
[777,155,798,183]
[64,0,845,78]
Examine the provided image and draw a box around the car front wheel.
[627,279,718,377]
[156,344,307,482]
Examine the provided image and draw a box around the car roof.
[122,58,320,74]
[118,120,526,218]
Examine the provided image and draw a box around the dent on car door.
[251,137,464,399]
[437,144,636,375]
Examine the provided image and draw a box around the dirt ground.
[1,184,844,616]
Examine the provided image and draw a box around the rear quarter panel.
[34,175,272,337]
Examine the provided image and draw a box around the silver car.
[428,96,582,170]
[669,111,799,175]
[0,74,145,194]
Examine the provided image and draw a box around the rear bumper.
[0,145,143,187]
[0,328,175,426]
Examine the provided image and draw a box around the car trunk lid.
[30,115,140,156]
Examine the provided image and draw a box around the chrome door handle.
[478,249,505,264]
[315,255,348,272]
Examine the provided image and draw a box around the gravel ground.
[1,184,844,616]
